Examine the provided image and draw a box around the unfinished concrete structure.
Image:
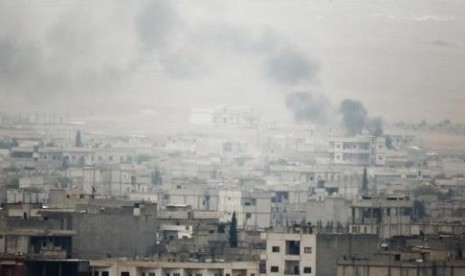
[350,195,413,239]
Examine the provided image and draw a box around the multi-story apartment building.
[163,185,219,211]
[91,259,259,276]
[261,225,378,276]
[328,136,386,166]
[350,195,413,239]
[260,227,316,275]
[338,250,465,276]
[218,189,272,231]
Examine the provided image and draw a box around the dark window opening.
[285,240,300,255]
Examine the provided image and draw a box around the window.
[285,240,300,255]
[270,266,279,273]
[272,246,280,252]
[174,273,181,276]
[259,261,266,273]
[303,267,312,273]
[245,213,251,219]
[121,273,130,276]
[149,273,155,276]
[304,247,312,253]
[102,272,109,276]
[195,274,202,276]
[94,271,99,276]
[141,273,146,276]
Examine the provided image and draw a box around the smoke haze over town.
[2,1,465,275]
[1,0,464,131]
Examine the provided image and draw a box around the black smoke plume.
[339,99,383,136]
[286,92,330,124]
[339,99,368,135]
[367,117,384,137]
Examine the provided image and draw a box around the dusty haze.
[0,0,464,130]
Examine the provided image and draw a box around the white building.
[163,186,218,211]
[328,136,386,166]
[91,259,258,276]
[218,189,272,231]
[82,164,151,197]
[261,227,316,275]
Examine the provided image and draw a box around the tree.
[11,138,18,148]
[362,167,368,195]
[229,211,238,248]
[75,130,82,147]
[413,200,426,220]
[62,156,70,170]
[151,168,163,185]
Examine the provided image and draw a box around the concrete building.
[218,189,272,230]
[91,258,259,276]
[71,201,158,258]
[304,197,351,227]
[0,204,75,259]
[164,186,219,211]
[0,255,25,276]
[328,136,386,166]
[82,164,151,197]
[350,195,413,239]
[260,228,316,275]
[260,226,378,276]
[338,251,465,276]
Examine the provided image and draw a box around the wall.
[72,205,157,258]
[316,234,378,276]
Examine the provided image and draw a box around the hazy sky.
[0,0,464,124]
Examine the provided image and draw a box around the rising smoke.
[136,0,179,52]
[266,49,318,86]
[339,99,367,135]
[367,117,384,137]
[285,92,330,124]
[339,99,383,136]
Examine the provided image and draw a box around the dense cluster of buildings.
[0,110,464,276]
